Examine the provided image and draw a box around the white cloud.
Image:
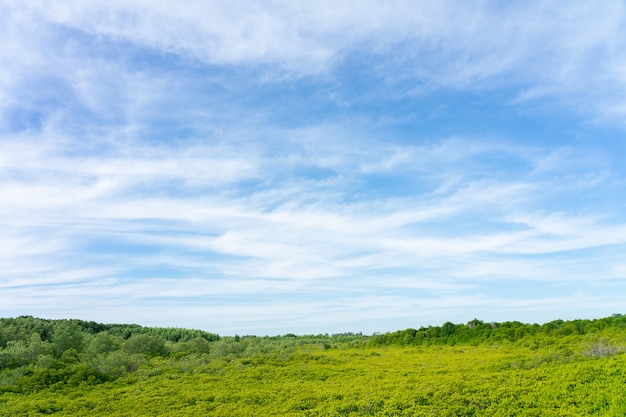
[2,129,623,290]
[2,1,626,333]
[6,2,625,80]
[2,0,626,134]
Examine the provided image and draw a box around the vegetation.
[1,315,625,415]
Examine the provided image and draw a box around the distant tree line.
[1,314,624,393]
[368,314,626,346]
[0,316,223,392]
[0,316,219,349]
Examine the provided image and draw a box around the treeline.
[1,314,625,394]
[0,316,359,393]
[0,316,223,392]
[0,316,219,347]
[369,314,626,346]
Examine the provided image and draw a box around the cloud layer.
[1,1,626,334]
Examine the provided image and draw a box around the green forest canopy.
[1,314,626,415]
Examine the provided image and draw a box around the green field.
[1,316,625,416]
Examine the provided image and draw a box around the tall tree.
[52,321,84,357]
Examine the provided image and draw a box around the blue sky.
[1,1,626,335]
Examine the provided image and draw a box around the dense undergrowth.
[1,315,625,416]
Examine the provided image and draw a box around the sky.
[1,1,626,336]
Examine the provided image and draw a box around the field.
[1,316,626,416]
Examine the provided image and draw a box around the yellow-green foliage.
[1,342,625,416]
[2,316,626,415]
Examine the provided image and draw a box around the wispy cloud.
[1,1,626,334]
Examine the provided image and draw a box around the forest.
[1,314,625,416]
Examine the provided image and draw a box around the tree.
[52,321,84,357]
[25,333,51,361]
[86,332,122,357]
[1,340,29,368]
[122,334,167,356]
[440,322,456,337]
